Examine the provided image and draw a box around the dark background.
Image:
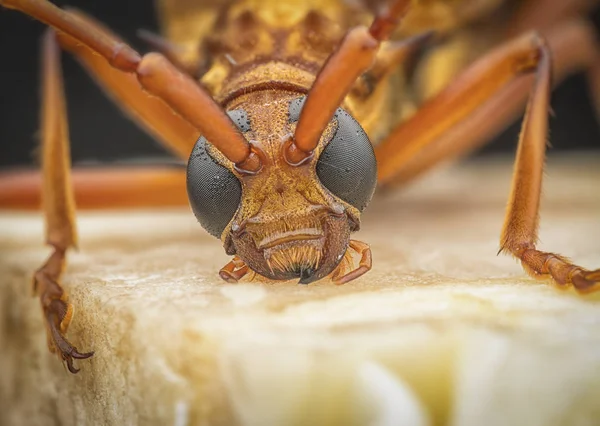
[0,0,598,170]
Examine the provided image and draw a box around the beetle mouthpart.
[231,213,351,283]
[298,267,318,285]
[257,228,323,250]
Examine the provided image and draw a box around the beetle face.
[187,92,376,283]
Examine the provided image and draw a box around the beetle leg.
[34,250,94,374]
[34,29,93,373]
[219,256,250,283]
[332,240,372,285]
[498,35,600,294]
[0,167,187,210]
[507,0,600,122]
[375,20,598,186]
[373,23,599,293]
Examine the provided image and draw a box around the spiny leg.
[332,240,372,285]
[219,256,250,283]
[375,22,598,186]
[35,29,92,373]
[498,37,600,294]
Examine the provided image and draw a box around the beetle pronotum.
[0,0,598,373]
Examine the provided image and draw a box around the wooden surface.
[0,155,599,426]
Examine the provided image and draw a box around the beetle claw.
[45,297,94,374]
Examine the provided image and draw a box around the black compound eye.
[288,97,377,212]
[186,109,248,238]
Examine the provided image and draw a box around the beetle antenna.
[286,0,411,164]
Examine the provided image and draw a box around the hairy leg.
[34,29,93,373]
[498,38,600,294]
[375,24,599,292]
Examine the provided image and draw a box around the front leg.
[36,29,92,373]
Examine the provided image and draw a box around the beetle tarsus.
[34,250,94,374]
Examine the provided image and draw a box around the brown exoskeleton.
[0,0,599,373]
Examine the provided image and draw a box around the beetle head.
[187,91,376,283]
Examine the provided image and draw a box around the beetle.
[0,0,598,373]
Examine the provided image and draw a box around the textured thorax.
[158,0,398,141]
[201,2,357,99]
[199,2,373,106]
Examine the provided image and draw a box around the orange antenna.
[288,0,411,164]
[2,0,260,172]
[137,54,261,171]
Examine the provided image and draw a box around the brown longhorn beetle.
[0,0,599,373]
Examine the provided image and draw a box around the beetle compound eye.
[288,97,305,123]
[186,109,249,238]
[288,97,377,212]
[317,109,377,211]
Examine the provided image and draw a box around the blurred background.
[0,0,598,170]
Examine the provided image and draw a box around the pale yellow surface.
[0,156,599,426]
